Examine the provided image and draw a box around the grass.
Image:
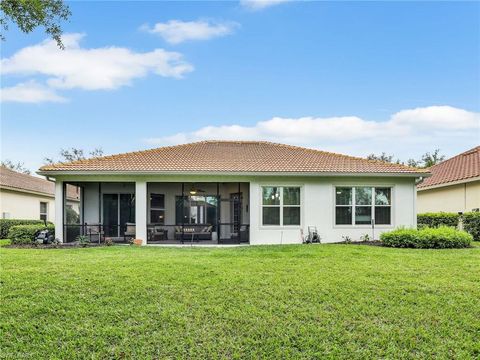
[1,243,479,359]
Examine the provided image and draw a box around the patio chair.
[124,223,136,242]
[85,223,104,244]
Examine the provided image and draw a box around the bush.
[417,212,460,229]
[0,219,51,239]
[381,226,472,249]
[381,228,419,248]
[76,235,90,247]
[415,227,472,249]
[8,224,55,245]
[417,212,480,242]
[463,212,480,241]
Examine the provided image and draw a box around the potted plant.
[133,239,143,246]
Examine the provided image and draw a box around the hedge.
[0,219,51,239]
[417,212,480,242]
[417,212,460,229]
[8,224,55,245]
[463,212,480,241]
[381,226,472,249]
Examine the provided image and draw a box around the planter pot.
[133,239,143,246]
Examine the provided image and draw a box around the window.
[335,187,391,226]
[40,202,48,221]
[150,194,165,224]
[335,187,352,225]
[262,186,301,226]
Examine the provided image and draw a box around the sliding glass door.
[103,194,135,237]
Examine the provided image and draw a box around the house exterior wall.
[249,176,416,244]
[0,188,55,221]
[54,174,417,244]
[417,180,480,213]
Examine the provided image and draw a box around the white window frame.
[261,186,302,227]
[334,186,393,227]
[40,201,48,221]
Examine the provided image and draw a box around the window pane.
[336,187,352,205]
[355,187,372,205]
[262,207,280,225]
[375,188,391,205]
[355,206,372,225]
[284,187,300,205]
[375,207,391,225]
[40,214,47,221]
[150,194,165,208]
[40,202,47,213]
[335,207,352,225]
[262,187,280,205]
[283,207,300,225]
[150,210,165,224]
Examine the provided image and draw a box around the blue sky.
[1,0,479,172]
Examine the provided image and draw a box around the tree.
[1,0,71,49]
[420,149,445,168]
[1,159,31,174]
[366,149,445,168]
[406,158,419,168]
[44,147,104,165]
[367,152,402,164]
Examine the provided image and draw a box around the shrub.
[0,219,51,239]
[381,226,472,249]
[415,226,472,249]
[76,235,90,247]
[381,228,419,248]
[417,212,459,229]
[8,224,55,245]
[463,212,480,241]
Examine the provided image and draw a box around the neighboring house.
[0,166,80,222]
[38,141,429,245]
[417,146,480,213]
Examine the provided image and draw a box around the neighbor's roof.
[417,146,480,189]
[38,141,427,176]
[0,166,80,200]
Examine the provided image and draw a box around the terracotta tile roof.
[417,146,480,189]
[39,141,426,175]
[1,166,80,200]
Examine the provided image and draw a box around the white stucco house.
[37,141,429,245]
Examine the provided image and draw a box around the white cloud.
[0,80,67,103]
[143,20,238,44]
[145,106,480,160]
[240,0,291,10]
[1,33,194,92]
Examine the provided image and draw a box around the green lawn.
[1,244,479,359]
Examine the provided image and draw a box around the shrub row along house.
[0,166,80,222]
[417,146,480,213]
[38,141,429,245]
